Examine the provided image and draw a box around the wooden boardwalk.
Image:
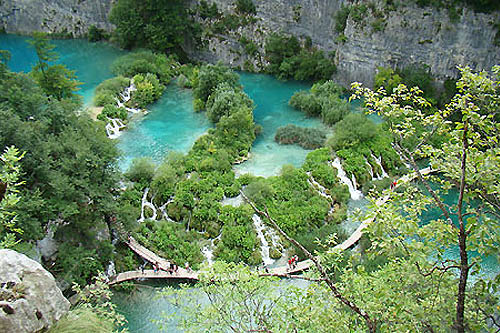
[110,168,433,284]
[126,236,171,271]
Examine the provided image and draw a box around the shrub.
[334,4,351,33]
[125,157,156,185]
[97,104,127,121]
[275,124,326,149]
[235,0,256,15]
[87,25,108,42]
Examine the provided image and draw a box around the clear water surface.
[0,34,125,105]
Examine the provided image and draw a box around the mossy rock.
[269,247,282,260]
[144,206,154,219]
[248,250,262,266]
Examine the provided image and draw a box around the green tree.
[0,146,24,248]
[109,0,199,57]
[351,65,500,332]
[28,32,80,100]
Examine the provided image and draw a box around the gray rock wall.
[0,0,114,37]
[192,0,500,86]
[0,249,70,333]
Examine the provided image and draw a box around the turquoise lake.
[0,34,125,105]
[2,34,498,332]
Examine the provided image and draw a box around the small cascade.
[307,172,336,216]
[252,215,274,266]
[330,157,363,200]
[120,82,136,103]
[158,199,176,223]
[202,239,216,266]
[138,188,157,223]
[365,157,375,180]
[105,118,126,139]
[371,153,389,179]
[106,261,116,277]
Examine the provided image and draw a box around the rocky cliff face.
[191,0,500,86]
[0,0,113,37]
[0,249,70,333]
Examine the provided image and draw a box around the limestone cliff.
[0,0,113,37]
[190,0,500,86]
[0,249,70,333]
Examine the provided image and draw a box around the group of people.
[287,255,299,271]
[140,261,190,274]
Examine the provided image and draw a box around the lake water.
[0,33,125,105]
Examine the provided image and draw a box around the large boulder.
[0,249,70,333]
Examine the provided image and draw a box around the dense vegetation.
[244,148,350,258]
[0,36,123,286]
[264,33,336,81]
[289,80,349,125]
[374,64,457,107]
[108,0,200,58]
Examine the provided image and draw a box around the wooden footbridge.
[109,167,432,285]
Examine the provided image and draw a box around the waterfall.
[105,118,126,139]
[307,172,336,216]
[371,153,389,179]
[330,157,363,200]
[365,157,375,179]
[138,188,157,223]
[202,238,216,266]
[106,261,116,277]
[252,214,274,265]
[158,199,176,223]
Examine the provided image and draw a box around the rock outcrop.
[0,249,70,333]
[0,0,113,37]
[190,0,500,86]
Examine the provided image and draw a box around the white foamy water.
[252,214,274,265]
[330,157,363,200]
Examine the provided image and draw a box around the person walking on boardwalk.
[141,264,145,275]
[185,262,191,272]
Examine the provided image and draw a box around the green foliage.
[159,262,282,332]
[374,66,402,93]
[125,157,156,186]
[130,73,164,108]
[87,25,109,42]
[0,146,24,248]
[205,82,253,123]
[69,274,127,331]
[28,32,81,101]
[239,35,258,57]
[111,51,179,84]
[289,80,349,125]
[192,62,240,106]
[275,124,326,149]
[48,307,116,333]
[109,0,199,57]
[265,33,336,81]
[93,76,130,106]
[215,205,260,265]
[135,220,204,269]
[198,0,219,19]
[334,4,351,33]
[235,0,256,15]
[97,104,127,121]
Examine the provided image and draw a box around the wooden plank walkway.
[109,269,198,285]
[126,236,171,271]
[110,168,433,284]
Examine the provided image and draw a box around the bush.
[206,83,254,123]
[97,104,127,121]
[130,73,164,108]
[198,0,219,19]
[111,51,179,84]
[87,25,108,42]
[125,157,156,185]
[334,4,351,33]
[275,124,326,149]
[93,76,130,106]
[235,0,256,15]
